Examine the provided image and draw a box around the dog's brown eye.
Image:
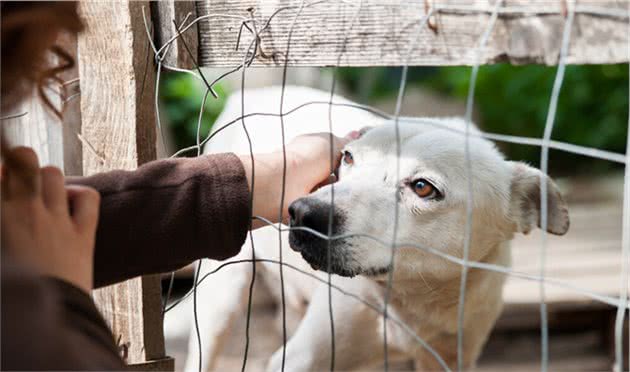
[413,179,436,198]
[342,150,354,165]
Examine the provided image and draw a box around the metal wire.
[171,102,628,164]
[238,21,263,372]
[379,6,439,369]
[142,2,630,372]
[325,1,363,370]
[538,3,575,370]
[613,6,630,372]
[143,7,237,371]
[277,3,306,370]
[166,217,630,314]
[0,112,28,121]
[326,68,339,372]
[433,2,628,20]
[457,1,503,370]
[166,255,451,371]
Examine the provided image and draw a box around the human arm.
[0,132,350,369]
[1,133,352,289]
[69,153,250,288]
[70,133,352,288]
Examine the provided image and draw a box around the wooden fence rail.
[197,0,629,67]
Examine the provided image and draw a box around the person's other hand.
[1,147,100,293]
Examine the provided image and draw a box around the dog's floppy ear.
[508,161,570,236]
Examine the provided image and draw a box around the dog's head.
[288,119,569,279]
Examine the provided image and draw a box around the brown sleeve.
[68,153,251,288]
[1,259,124,370]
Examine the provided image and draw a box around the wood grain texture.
[197,0,629,67]
[3,90,64,168]
[2,38,67,168]
[58,32,83,176]
[152,1,198,69]
[77,1,166,366]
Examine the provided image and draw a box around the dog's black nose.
[288,198,331,237]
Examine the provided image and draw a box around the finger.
[336,131,361,150]
[3,146,41,200]
[345,130,361,141]
[41,166,68,214]
[311,173,338,193]
[66,185,100,233]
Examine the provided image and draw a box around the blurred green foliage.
[337,64,628,173]
[160,65,628,173]
[159,72,227,154]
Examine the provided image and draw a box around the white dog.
[183,86,569,371]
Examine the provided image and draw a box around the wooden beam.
[151,1,198,69]
[77,2,170,367]
[197,0,629,67]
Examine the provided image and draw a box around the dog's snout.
[288,198,330,235]
[288,197,346,269]
[288,197,349,274]
[287,201,299,226]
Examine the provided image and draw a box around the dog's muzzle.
[288,197,354,276]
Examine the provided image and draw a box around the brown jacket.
[1,153,250,370]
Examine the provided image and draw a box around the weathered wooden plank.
[1,35,68,168]
[3,89,64,168]
[152,1,198,69]
[57,32,83,177]
[197,0,629,67]
[77,1,168,367]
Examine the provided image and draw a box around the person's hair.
[1,2,83,176]
[1,2,83,115]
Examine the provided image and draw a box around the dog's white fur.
[183,86,569,371]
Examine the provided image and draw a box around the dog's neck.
[372,239,511,301]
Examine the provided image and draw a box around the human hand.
[1,147,100,293]
[284,131,359,195]
[241,131,360,227]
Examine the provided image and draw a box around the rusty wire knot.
[235,7,282,65]
[424,0,438,34]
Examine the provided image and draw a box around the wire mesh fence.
[139,1,629,371]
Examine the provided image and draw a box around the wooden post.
[151,1,198,69]
[77,2,172,369]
